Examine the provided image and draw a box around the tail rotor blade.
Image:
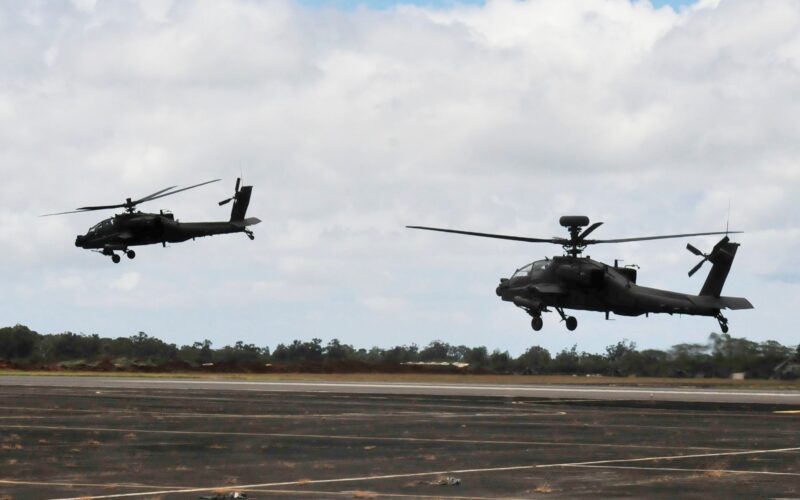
[219,197,233,206]
[688,259,707,277]
[234,177,241,193]
[686,243,704,256]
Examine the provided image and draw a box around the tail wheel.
[531,316,543,331]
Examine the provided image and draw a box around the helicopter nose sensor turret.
[75,235,85,247]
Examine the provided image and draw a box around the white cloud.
[0,0,798,353]
[109,272,141,291]
[361,295,408,313]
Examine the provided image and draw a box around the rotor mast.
[559,216,600,257]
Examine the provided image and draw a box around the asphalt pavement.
[0,375,799,498]
[1,374,799,404]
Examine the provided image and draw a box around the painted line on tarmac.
[244,488,531,499]
[49,445,800,500]
[7,376,799,399]
[56,378,800,398]
[773,409,800,414]
[537,445,800,468]
[0,479,188,489]
[0,423,733,451]
[563,464,800,477]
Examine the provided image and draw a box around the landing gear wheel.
[126,250,136,259]
[531,316,543,331]
[716,313,729,334]
[111,254,121,264]
[565,316,578,331]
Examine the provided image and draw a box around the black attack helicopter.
[44,178,260,263]
[408,216,753,333]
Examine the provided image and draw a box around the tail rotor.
[219,177,241,206]
[686,236,729,277]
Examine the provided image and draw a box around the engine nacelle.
[556,265,605,287]
[616,267,637,284]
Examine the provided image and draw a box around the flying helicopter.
[44,178,260,263]
[407,216,753,333]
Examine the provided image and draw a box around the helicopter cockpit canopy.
[512,263,533,279]
[87,217,114,235]
[511,260,550,279]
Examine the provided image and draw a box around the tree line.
[0,324,798,378]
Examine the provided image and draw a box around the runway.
[1,374,800,404]
[1,375,799,498]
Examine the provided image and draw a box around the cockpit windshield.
[511,260,550,279]
[512,263,533,279]
[88,218,113,234]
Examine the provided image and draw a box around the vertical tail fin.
[698,238,740,297]
[219,178,253,223]
[230,185,252,223]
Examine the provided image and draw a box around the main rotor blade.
[54,186,179,214]
[406,226,566,244]
[41,208,99,217]
[133,185,179,204]
[42,179,221,216]
[590,231,741,244]
[688,259,707,277]
[578,222,603,241]
[64,203,128,212]
[144,179,221,203]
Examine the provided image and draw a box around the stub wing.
[530,283,567,295]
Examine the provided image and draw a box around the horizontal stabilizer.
[692,295,753,310]
[232,217,261,228]
[719,296,753,310]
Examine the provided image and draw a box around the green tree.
[489,349,512,373]
[0,325,40,361]
[516,346,551,374]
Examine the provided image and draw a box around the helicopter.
[44,178,260,263]
[407,216,753,333]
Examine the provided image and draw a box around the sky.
[0,0,798,356]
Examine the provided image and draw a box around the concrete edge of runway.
[2,374,800,405]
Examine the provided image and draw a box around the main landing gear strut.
[556,307,578,331]
[529,308,578,332]
[103,249,135,263]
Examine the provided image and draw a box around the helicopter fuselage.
[495,255,751,327]
[408,216,752,332]
[75,212,257,254]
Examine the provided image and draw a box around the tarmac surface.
[3,375,800,404]
[0,376,799,499]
